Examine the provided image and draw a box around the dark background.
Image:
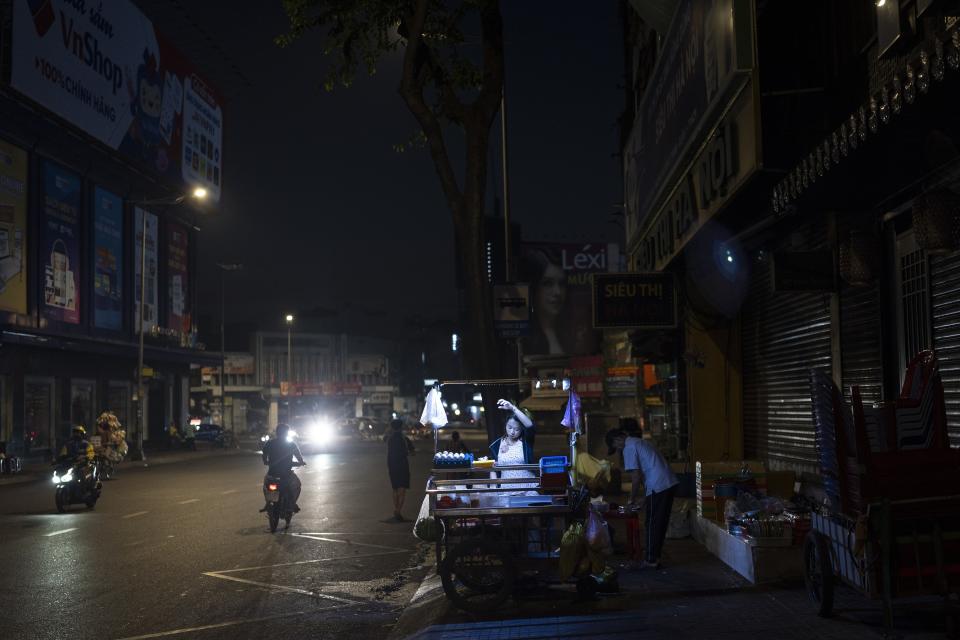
[178,2,625,342]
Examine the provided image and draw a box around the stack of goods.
[96,411,128,462]
[696,461,767,522]
[539,455,568,491]
[433,451,473,468]
[809,368,846,511]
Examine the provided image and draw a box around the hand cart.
[425,463,578,612]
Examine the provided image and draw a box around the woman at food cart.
[488,399,537,495]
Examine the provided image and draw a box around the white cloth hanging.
[420,387,448,428]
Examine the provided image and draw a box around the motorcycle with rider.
[53,425,102,512]
[260,422,305,532]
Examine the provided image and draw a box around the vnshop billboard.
[11,0,224,201]
[0,140,28,315]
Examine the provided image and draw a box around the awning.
[520,395,568,412]
[0,329,221,366]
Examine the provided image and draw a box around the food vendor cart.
[425,460,580,612]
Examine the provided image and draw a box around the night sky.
[186,2,625,337]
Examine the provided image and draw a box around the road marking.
[208,548,407,574]
[112,609,316,640]
[201,572,361,605]
[219,489,239,495]
[177,498,200,505]
[44,528,77,537]
[291,533,410,552]
[122,511,148,519]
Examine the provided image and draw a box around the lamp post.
[285,314,294,385]
[216,263,243,431]
[131,187,207,462]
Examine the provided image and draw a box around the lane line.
[176,499,200,505]
[219,489,239,495]
[208,549,407,574]
[112,609,316,640]
[291,533,410,552]
[44,528,77,537]
[122,511,148,519]
[201,572,361,605]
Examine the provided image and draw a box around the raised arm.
[497,399,532,428]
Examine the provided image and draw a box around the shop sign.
[167,223,189,332]
[569,355,603,399]
[367,392,392,405]
[41,161,81,324]
[134,208,158,333]
[493,283,530,337]
[624,0,750,241]
[93,185,123,330]
[11,0,224,200]
[633,86,759,272]
[284,382,362,397]
[606,365,639,398]
[0,140,28,315]
[592,273,677,330]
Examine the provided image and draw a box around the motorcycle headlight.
[51,472,59,484]
[62,470,74,483]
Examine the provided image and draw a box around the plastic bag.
[412,495,441,542]
[559,522,586,580]
[419,388,448,428]
[585,508,611,552]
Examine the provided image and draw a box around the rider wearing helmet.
[59,425,94,463]
[58,425,96,488]
[261,423,305,512]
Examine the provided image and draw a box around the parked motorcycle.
[262,462,304,533]
[53,462,101,512]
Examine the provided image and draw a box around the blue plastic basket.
[539,455,568,474]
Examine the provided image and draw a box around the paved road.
[0,441,434,640]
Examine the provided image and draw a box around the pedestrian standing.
[384,419,414,521]
[606,422,679,569]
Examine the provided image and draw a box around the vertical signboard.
[93,186,123,330]
[41,162,81,324]
[167,222,189,332]
[0,140,28,314]
[134,208,158,333]
[10,0,224,201]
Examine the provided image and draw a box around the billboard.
[592,273,678,330]
[0,141,28,315]
[134,207,158,333]
[167,222,189,332]
[11,0,224,201]
[519,243,619,356]
[493,283,529,337]
[93,186,123,330]
[41,161,81,324]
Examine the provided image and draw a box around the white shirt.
[622,436,678,496]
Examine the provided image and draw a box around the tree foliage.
[277,0,505,377]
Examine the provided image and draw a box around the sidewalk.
[390,538,951,639]
[0,443,252,487]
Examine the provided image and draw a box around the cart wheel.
[440,537,515,613]
[804,531,834,617]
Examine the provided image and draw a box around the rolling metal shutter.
[742,230,832,473]
[929,251,960,448]
[839,284,884,406]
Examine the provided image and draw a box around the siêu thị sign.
[592,273,677,329]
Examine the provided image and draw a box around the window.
[896,230,931,377]
[71,380,97,433]
[107,381,131,429]
[24,378,54,450]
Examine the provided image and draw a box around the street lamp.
[130,187,208,462]
[216,263,243,431]
[285,314,294,388]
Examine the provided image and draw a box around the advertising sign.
[134,207,158,333]
[11,0,224,200]
[0,140,28,315]
[167,222,189,332]
[93,186,123,330]
[520,243,619,356]
[569,355,603,399]
[606,365,639,398]
[493,283,530,337]
[634,86,758,271]
[41,161,81,324]
[592,273,677,330]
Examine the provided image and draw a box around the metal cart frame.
[426,464,574,612]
